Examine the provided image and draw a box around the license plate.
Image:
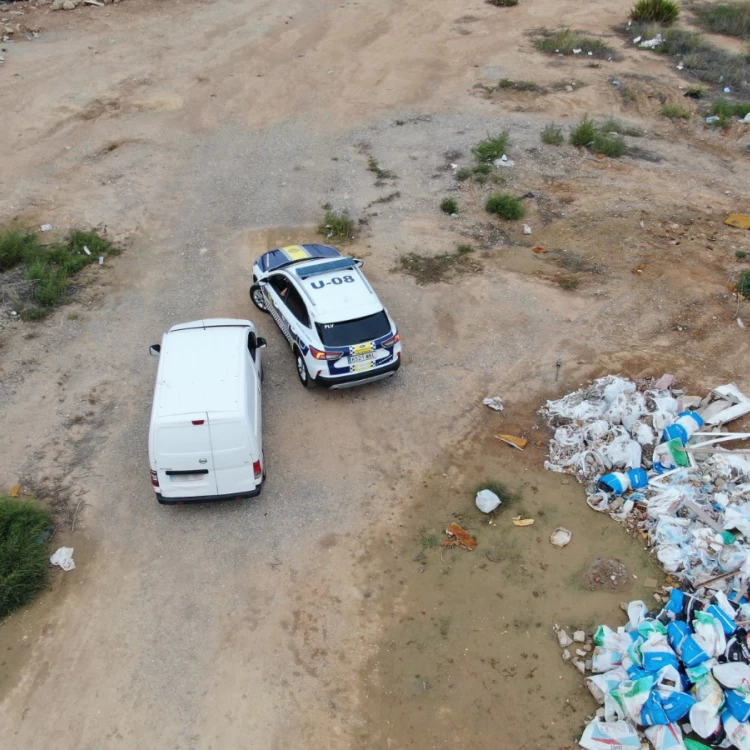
[170,473,204,482]
[349,352,376,364]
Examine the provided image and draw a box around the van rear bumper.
[156,484,262,505]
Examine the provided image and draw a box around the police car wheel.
[250,284,269,313]
[295,350,312,388]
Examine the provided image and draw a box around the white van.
[147,319,266,505]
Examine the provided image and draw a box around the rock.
[557,629,573,648]
[572,659,586,674]
[562,648,571,661]
[475,489,501,514]
[584,643,593,652]
[576,649,587,657]
[51,0,64,9]
[63,0,76,8]
[573,630,586,643]
[643,577,658,589]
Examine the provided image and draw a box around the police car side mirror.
[149,344,161,356]
[257,337,267,350]
[354,258,364,268]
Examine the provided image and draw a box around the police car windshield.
[316,311,391,347]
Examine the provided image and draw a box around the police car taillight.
[310,346,342,361]
[382,332,401,348]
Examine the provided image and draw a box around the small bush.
[685,86,708,99]
[570,115,597,147]
[712,98,750,119]
[559,277,581,290]
[693,2,750,39]
[367,156,396,180]
[497,78,543,92]
[599,117,645,136]
[533,28,615,58]
[485,193,525,220]
[487,0,518,5]
[472,131,510,163]
[541,123,564,145]
[396,247,482,284]
[318,209,355,241]
[0,496,52,619]
[661,102,691,119]
[0,229,39,272]
[740,270,750,298]
[736,250,748,260]
[456,167,473,181]
[440,198,459,215]
[593,132,626,157]
[456,244,474,255]
[630,0,680,25]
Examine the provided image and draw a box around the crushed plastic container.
[598,468,649,495]
[662,411,705,446]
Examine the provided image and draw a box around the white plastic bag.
[644,723,686,750]
[627,601,649,628]
[592,647,624,673]
[714,663,750,691]
[475,489,501,514]
[579,718,641,750]
[693,612,726,658]
[49,547,75,572]
[723,714,750,750]
[610,676,654,723]
[689,674,725,739]
[586,667,629,704]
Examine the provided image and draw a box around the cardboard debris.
[495,434,528,450]
[512,516,534,526]
[725,213,750,230]
[442,522,478,550]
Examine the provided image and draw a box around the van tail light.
[192,419,205,425]
[309,346,342,361]
[382,332,401,348]
[253,460,262,480]
[150,469,160,488]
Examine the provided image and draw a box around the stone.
[573,630,586,643]
[62,0,76,8]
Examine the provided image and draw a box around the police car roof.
[259,243,340,273]
[293,259,383,324]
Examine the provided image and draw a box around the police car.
[249,244,402,388]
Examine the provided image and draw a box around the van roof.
[293,259,383,324]
[154,321,249,417]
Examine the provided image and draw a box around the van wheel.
[294,349,312,388]
[250,284,269,313]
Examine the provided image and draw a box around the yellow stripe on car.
[281,245,312,261]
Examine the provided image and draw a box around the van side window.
[247,331,257,361]
[285,286,310,327]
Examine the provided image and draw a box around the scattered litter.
[573,48,582,54]
[640,35,663,49]
[82,245,91,256]
[677,61,684,70]
[523,223,532,235]
[50,547,75,571]
[442,522,477,550]
[532,246,547,254]
[541,375,750,596]
[495,434,528,450]
[512,516,534,526]
[476,489,501,514]
[743,113,750,124]
[724,87,732,94]
[706,116,720,125]
[633,36,642,44]
[550,527,572,547]
[98,256,104,265]
[494,154,515,168]
[725,214,750,231]
[483,396,504,411]
[739,319,746,329]
[40,223,53,232]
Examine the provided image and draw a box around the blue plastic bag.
[642,692,670,726]
[726,690,750,723]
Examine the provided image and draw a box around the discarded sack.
[550,527,572,547]
[476,489,501,514]
[50,547,75,571]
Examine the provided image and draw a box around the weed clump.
[485,193,525,220]
[472,131,510,163]
[630,0,680,25]
[497,78,544,92]
[319,209,355,242]
[570,116,628,156]
[740,270,750,298]
[0,229,40,272]
[661,102,691,119]
[395,245,482,284]
[487,0,519,5]
[533,28,615,59]
[367,156,396,181]
[570,115,598,147]
[559,277,581,291]
[440,198,459,215]
[541,123,564,145]
[693,2,750,39]
[0,496,52,619]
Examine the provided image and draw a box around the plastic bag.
[627,601,649,628]
[594,625,635,653]
[579,718,641,750]
[610,676,655,723]
[657,689,696,722]
[693,612,727,658]
[642,634,680,672]
[657,545,684,574]
[689,674,725,739]
[592,647,624,673]
[723,713,750,750]
[641,691,669,726]
[644,723,686,750]
[726,689,750,723]
[49,546,75,572]
[586,667,629,704]
[713,662,750,690]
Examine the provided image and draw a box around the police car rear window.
[316,311,391,347]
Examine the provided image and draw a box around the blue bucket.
[662,411,705,446]
[598,468,649,495]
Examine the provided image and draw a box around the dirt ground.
[0,0,749,748]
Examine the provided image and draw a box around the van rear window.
[316,311,391,347]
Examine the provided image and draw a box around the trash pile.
[541,376,750,597]
[569,588,750,749]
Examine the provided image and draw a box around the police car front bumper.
[315,358,401,389]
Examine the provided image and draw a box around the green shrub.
[693,2,750,39]
[541,123,564,144]
[472,131,510,163]
[736,250,748,260]
[497,78,543,92]
[599,117,645,136]
[440,198,459,215]
[0,496,52,619]
[631,0,680,24]
[485,193,525,220]
[0,229,39,272]
[712,98,750,119]
[456,167,473,181]
[593,132,626,157]
[740,270,750,298]
[487,0,519,5]
[318,209,355,241]
[661,102,691,118]
[570,115,598,146]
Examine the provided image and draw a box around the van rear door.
[155,413,218,499]
[208,415,256,495]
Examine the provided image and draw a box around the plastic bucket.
[662,411,705,446]
[598,468,649,495]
